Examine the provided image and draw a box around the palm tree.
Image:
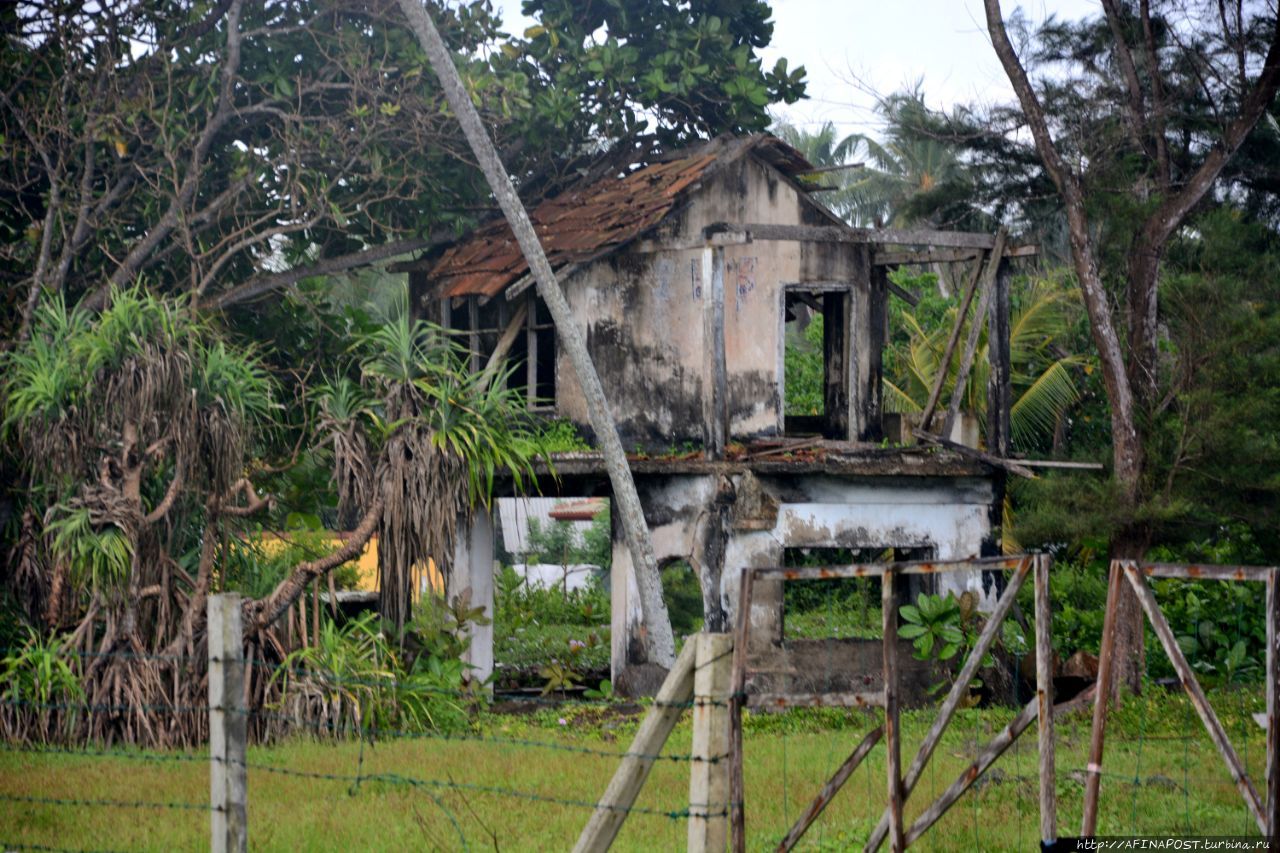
[843,89,975,229]
[312,295,542,635]
[884,276,1089,452]
[773,121,864,224]
[775,90,976,230]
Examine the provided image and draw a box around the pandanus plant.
[1,287,542,744]
[312,297,543,636]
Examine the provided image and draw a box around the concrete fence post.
[688,633,734,853]
[208,593,247,853]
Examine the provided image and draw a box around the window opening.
[780,546,935,640]
[783,287,850,439]
[444,293,556,410]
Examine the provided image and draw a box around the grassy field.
[0,687,1269,851]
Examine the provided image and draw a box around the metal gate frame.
[1081,559,1280,838]
[727,554,1074,852]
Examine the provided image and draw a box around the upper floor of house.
[397,134,1022,458]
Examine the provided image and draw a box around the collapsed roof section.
[396,134,817,300]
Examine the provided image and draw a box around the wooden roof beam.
[702,222,1039,253]
[874,244,1039,266]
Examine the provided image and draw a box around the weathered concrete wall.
[554,155,873,450]
[609,471,995,693]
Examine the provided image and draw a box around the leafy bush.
[784,313,824,416]
[0,629,84,744]
[660,561,704,636]
[1026,536,1269,685]
[784,599,882,640]
[533,419,593,453]
[901,590,1026,701]
[495,564,609,630]
[1016,556,1110,658]
[497,623,610,675]
[272,609,475,737]
[1150,578,1264,684]
[493,562,611,683]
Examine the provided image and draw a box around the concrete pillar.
[724,532,783,651]
[455,509,495,688]
[609,533,644,679]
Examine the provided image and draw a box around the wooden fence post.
[882,570,905,852]
[1081,560,1122,836]
[1034,554,1056,846]
[1268,568,1280,838]
[574,639,698,853]
[209,593,247,853]
[688,633,734,853]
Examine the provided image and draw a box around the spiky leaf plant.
[1,288,275,744]
[326,299,542,635]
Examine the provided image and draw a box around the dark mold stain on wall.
[727,371,782,439]
[584,319,704,450]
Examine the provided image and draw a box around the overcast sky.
[489,1,1101,140]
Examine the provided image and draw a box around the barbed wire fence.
[4,566,1278,852]
[0,594,735,853]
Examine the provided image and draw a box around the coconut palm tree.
[775,90,977,231]
[884,276,1089,452]
[773,121,864,224]
[843,89,976,229]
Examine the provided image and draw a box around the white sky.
[489,0,1100,141]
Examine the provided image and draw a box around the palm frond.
[884,380,923,415]
[1010,360,1080,449]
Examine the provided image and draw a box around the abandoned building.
[395,133,1029,695]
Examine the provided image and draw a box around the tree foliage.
[0,0,804,337]
[517,0,805,148]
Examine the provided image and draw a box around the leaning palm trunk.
[398,0,675,666]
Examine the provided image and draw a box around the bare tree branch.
[250,494,382,634]
[1100,0,1153,157]
[203,236,445,311]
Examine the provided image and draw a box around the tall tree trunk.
[396,0,675,666]
[1109,522,1151,695]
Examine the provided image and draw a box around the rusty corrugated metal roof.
[423,135,814,299]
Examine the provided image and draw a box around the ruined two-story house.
[396,134,1024,693]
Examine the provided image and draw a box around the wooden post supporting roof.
[943,228,1008,441]
[986,257,1013,458]
[919,252,986,434]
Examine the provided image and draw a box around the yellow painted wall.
[255,533,442,598]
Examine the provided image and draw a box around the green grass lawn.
[0,687,1268,851]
